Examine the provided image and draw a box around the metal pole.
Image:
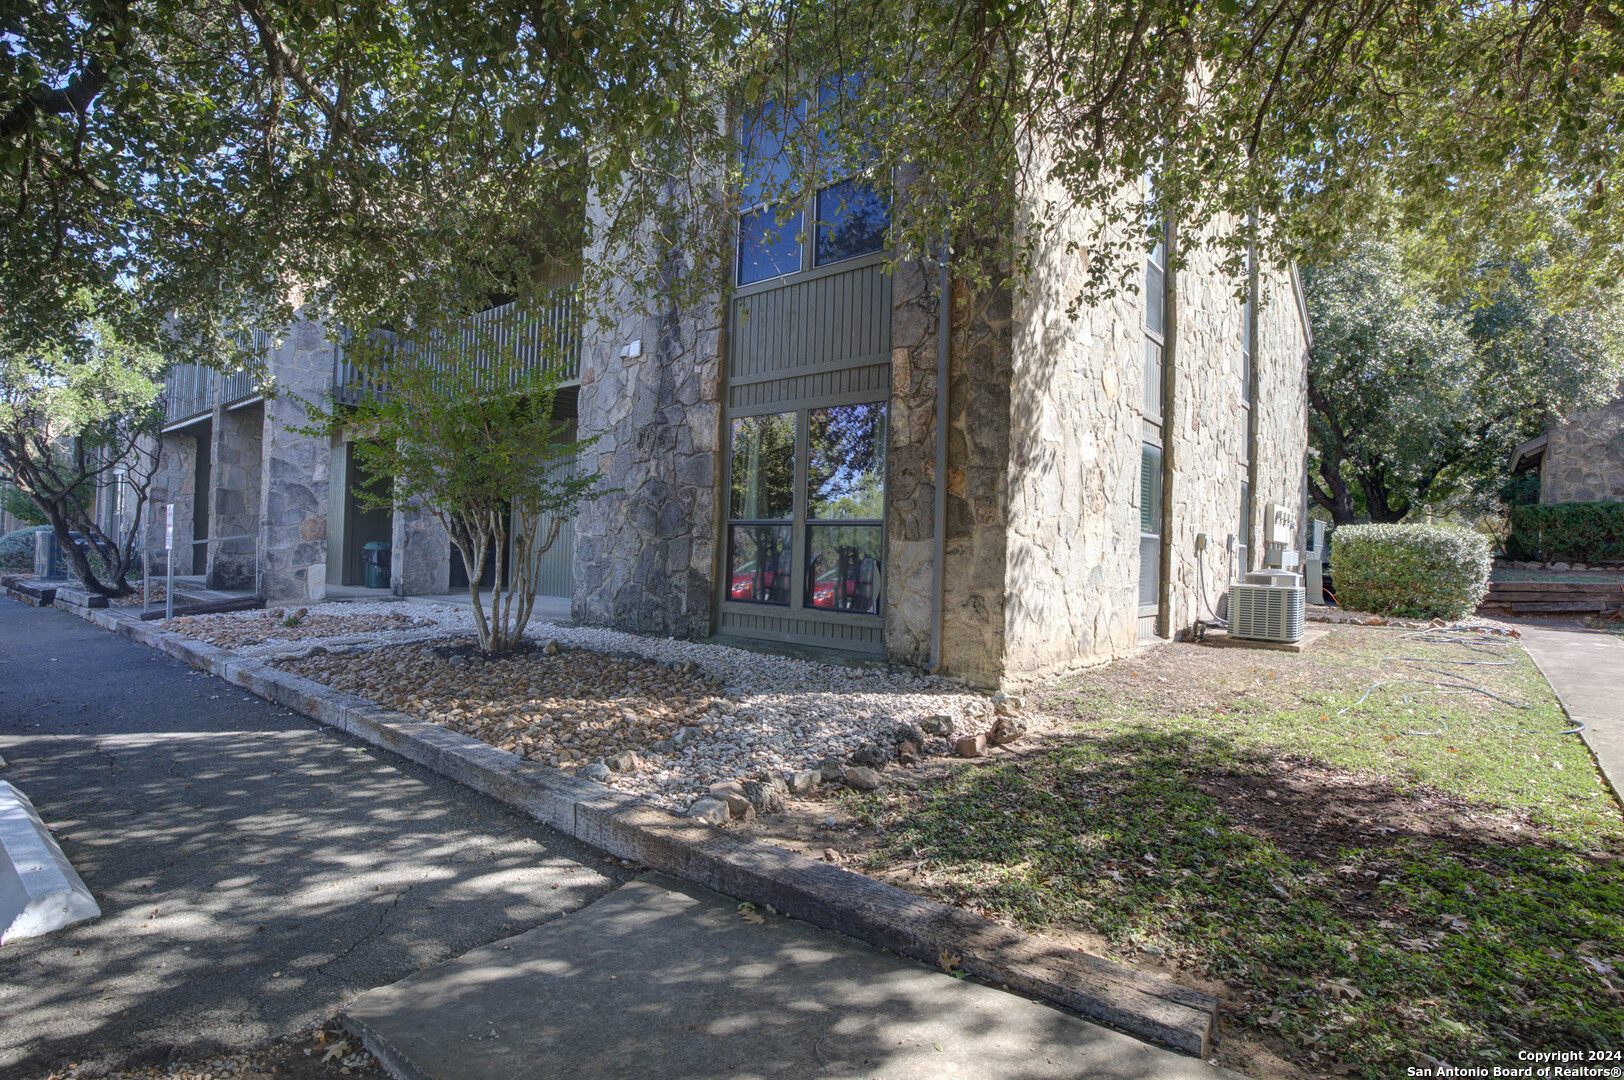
[165,547,174,621]
[143,549,150,611]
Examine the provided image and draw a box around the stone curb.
[0,779,102,944]
[58,604,1218,1056]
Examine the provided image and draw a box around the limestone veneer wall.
[258,319,334,602]
[572,206,724,639]
[997,172,1308,687]
[206,403,263,590]
[1543,398,1624,503]
[1000,186,1146,683]
[148,432,197,574]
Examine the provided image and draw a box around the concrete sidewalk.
[0,599,628,1078]
[344,874,1233,1080]
[1516,623,1624,802]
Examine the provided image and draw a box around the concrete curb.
[0,780,102,944]
[53,603,1219,1055]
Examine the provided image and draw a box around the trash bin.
[361,541,392,589]
[34,529,66,579]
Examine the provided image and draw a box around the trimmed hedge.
[1331,523,1493,619]
[1506,501,1624,563]
[0,526,48,573]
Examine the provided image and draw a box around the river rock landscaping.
[236,603,1004,812]
[164,602,460,654]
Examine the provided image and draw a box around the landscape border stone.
[55,602,1219,1056]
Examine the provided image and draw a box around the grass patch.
[854,627,1623,1078]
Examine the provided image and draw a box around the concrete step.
[341,874,1234,1080]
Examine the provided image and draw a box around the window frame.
[720,397,889,626]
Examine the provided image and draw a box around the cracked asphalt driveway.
[0,600,629,1078]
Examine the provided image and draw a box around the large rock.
[685,797,730,825]
[954,734,987,758]
[842,766,884,792]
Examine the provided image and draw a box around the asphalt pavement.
[0,598,628,1078]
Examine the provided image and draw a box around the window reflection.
[730,413,795,521]
[815,179,889,265]
[738,206,803,285]
[806,524,882,613]
[729,524,792,605]
[807,403,885,519]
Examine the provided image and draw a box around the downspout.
[928,245,951,674]
[1157,212,1178,640]
[1245,238,1260,575]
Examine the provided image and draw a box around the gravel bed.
[163,602,468,656]
[267,612,998,811]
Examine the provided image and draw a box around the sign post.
[164,504,175,622]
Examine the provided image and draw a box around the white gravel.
[230,598,1002,810]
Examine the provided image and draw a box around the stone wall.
[392,507,451,596]
[147,432,198,575]
[1543,397,1624,503]
[206,402,263,590]
[1001,177,1149,682]
[257,319,334,602]
[882,258,938,668]
[995,165,1309,688]
[572,202,724,639]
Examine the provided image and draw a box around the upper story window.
[738,100,804,286]
[736,81,890,287]
[1240,243,1255,407]
[1143,219,1167,425]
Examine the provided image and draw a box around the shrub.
[1507,502,1624,563]
[1331,523,1493,619]
[0,526,49,573]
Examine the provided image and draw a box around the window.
[1238,480,1250,574]
[724,402,887,616]
[815,178,889,266]
[1240,254,1254,405]
[806,403,885,613]
[727,413,795,604]
[1139,443,1163,613]
[737,100,804,286]
[736,82,890,285]
[1143,221,1167,423]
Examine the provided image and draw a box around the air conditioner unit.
[1230,571,1306,643]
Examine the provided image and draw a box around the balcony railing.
[332,280,582,407]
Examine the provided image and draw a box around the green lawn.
[850,627,1623,1078]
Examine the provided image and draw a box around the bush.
[0,526,49,573]
[1331,523,1493,619]
[1506,502,1624,563]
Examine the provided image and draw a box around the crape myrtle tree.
[304,315,606,653]
[0,299,167,595]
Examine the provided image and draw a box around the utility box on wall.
[1262,502,1300,570]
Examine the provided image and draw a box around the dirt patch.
[28,1022,382,1080]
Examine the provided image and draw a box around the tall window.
[1143,226,1167,423]
[1139,443,1163,614]
[806,403,885,613]
[725,402,887,615]
[737,101,803,286]
[1238,480,1250,574]
[727,413,795,603]
[736,83,890,286]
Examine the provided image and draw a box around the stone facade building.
[144,137,1310,688]
[1510,395,1624,504]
